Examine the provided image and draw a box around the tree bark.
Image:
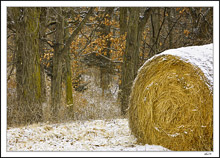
[120,7,128,35]
[167,8,173,49]
[13,7,42,124]
[121,7,140,115]
[51,7,64,120]
[137,8,152,62]
[63,19,74,118]
[150,8,160,57]
[39,7,47,103]
[118,7,128,103]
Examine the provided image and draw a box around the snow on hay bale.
[129,44,213,151]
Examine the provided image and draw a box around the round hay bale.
[129,44,213,151]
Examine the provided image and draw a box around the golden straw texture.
[129,45,213,151]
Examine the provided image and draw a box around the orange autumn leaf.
[184,29,190,36]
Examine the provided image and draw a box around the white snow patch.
[137,44,213,92]
[161,44,213,91]
[154,126,160,132]
[168,133,180,137]
[7,119,170,151]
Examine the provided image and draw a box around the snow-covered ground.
[7,119,170,151]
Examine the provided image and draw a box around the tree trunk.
[121,7,140,115]
[51,8,64,120]
[13,7,42,124]
[64,49,74,118]
[120,7,128,35]
[64,20,74,118]
[118,7,128,102]
[120,8,152,115]
[167,8,173,49]
[39,7,47,103]
[137,8,152,63]
[50,8,93,120]
[150,8,160,57]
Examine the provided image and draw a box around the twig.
[62,8,94,53]
[40,38,54,47]
[162,15,182,49]
[7,49,16,82]
[45,29,57,36]
[80,30,89,41]
[149,8,167,55]
[46,21,57,27]
[77,9,109,55]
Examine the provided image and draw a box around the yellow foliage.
[184,29,190,37]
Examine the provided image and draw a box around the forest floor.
[7,118,170,151]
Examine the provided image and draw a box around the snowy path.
[7,119,170,151]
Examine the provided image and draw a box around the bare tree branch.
[149,8,167,55]
[62,8,94,53]
[40,38,55,47]
[162,15,182,49]
[45,29,57,36]
[46,21,57,27]
[77,9,109,55]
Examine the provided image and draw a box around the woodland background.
[7,7,213,127]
